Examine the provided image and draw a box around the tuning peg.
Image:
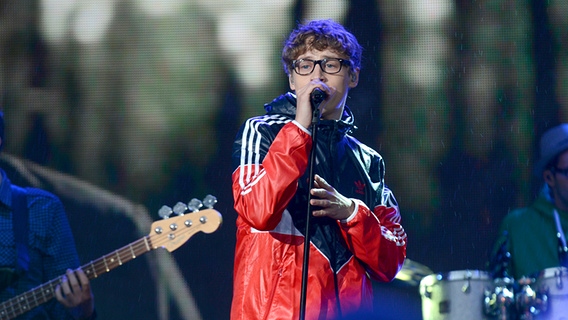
[158,205,173,219]
[187,198,203,212]
[173,202,188,215]
[202,195,217,208]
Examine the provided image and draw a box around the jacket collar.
[263,92,357,134]
[534,186,567,218]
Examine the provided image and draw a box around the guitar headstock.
[150,195,222,252]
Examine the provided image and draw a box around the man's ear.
[544,169,555,186]
[348,68,360,88]
[289,74,296,91]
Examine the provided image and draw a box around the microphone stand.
[299,102,321,320]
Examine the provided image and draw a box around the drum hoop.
[538,266,568,279]
[419,269,491,287]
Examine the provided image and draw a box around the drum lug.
[555,269,563,290]
[461,270,473,294]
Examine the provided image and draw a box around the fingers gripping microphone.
[310,88,327,123]
[310,88,327,108]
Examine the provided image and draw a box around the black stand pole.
[299,106,320,320]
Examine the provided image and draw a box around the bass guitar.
[0,195,222,320]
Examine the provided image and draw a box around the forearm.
[233,122,311,230]
[338,199,407,281]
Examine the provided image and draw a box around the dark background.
[0,0,565,319]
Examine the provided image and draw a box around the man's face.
[288,48,359,120]
[546,149,568,211]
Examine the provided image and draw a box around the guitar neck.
[83,235,154,280]
[0,236,154,320]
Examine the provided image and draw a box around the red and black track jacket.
[231,93,407,320]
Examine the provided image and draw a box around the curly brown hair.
[281,19,362,76]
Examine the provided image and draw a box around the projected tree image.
[0,0,566,319]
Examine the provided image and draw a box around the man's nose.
[311,63,325,79]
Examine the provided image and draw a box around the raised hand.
[310,174,355,220]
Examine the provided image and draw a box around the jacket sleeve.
[232,120,311,230]
[338,185,407,282]
[488,220,511,277]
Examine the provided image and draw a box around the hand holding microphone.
[310,88,327,109]
[310,88,327,123]
[294,84,328,129]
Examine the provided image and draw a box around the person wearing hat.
[0,112,96,319]
[490,123,568,279]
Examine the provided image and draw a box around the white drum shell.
[419,270,492,320]
[535,267,568,320]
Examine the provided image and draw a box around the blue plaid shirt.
[0,169,80,319]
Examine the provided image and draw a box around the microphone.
[310,88,327,109]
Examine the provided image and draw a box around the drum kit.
[417,267,568,319]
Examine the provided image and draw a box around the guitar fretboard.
[0,236,154,319]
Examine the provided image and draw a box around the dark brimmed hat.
[535,124,568,176]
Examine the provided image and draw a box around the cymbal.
[394,259,433,286]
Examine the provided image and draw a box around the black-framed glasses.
[553,167,568,177]
[291,58,350,75]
